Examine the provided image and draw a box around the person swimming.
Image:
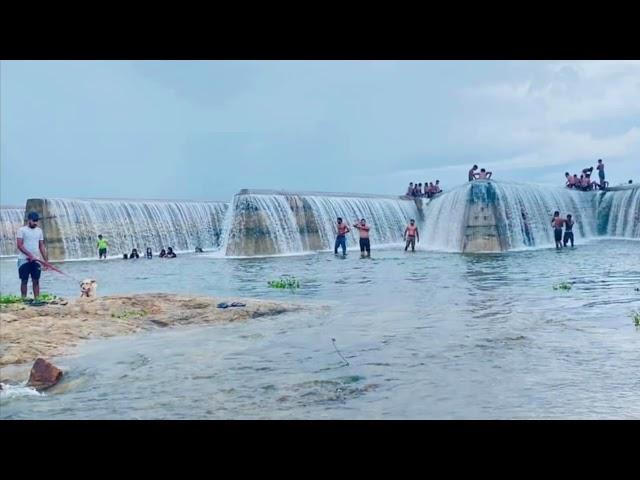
[166,247,176,258]
[159,248,166,258]
[129,248,140,259]
[146,247,152,259]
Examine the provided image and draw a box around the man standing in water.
[403,219,419,252]
[353,218,371,258]
[563,214,575,247]
[334,217,350,256]
[97,234,108,259]
[16,212,49,300]
[551,211,565,249]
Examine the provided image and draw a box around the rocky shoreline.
[0,294,304,376]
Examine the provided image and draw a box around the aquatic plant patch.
[553,282,572,291]
[632,311,640,327]
[268,276,300,289]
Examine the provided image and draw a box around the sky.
[1,60,639,206]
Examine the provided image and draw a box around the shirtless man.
[551,211,565,249]
[334,217,350,256]
[565,172,576,188]
[596,159,606,189]
[476,168,492,180]
[406,182,414,197]
[404,219,419,252]
[353,218,371,258]
[468,165,478,182]
[563,214,575,247]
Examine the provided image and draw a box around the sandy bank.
[0,294,304,370]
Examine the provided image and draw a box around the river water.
[1,239,639,419]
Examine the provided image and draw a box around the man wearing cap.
[16,212,49,300]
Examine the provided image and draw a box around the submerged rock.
[27,358,63,390]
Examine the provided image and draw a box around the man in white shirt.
[16,211,49,300]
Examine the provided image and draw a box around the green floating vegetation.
[553,281,573,291]
[267,276,300,290]
[632,311,640,327]
[111,309,148,320]
[0,292,59,305]
[0,295,24,305]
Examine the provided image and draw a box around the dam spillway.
[14,182,639,259]
[23,198,229,260]
[0,207,25,257]
[222,190,422,256]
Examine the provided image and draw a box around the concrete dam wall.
[20,183,638,259]
[24,198,229,260]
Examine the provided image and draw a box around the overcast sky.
[1,60,638,206]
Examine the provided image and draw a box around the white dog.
[80,279,98,298]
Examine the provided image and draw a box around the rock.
[27,358,63,390]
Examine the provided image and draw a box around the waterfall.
[421,185,470,251]
[45,199,228,259]
[0,207,25,257]
[422,181,599,251]
[302,195,420,248]
[223,191,420,256]
[491,182,598,249]
[596,186,640,238]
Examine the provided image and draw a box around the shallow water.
[1,239,639,419]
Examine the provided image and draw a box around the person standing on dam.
[597,159,606,189]
[404,219,419,252]
[353,218,371,258]
[551,211,565,249]
[468,165,478,181]
[334,217,350,256]
[97,234,108,259]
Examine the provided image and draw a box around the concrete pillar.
[24,199,66,261]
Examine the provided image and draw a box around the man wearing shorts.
[97,234,108,259]
[551,211,565,249]
[404,219,419,252]
[563,214,575,247]
[16,211,49,300]
[353,218,371,258]
[334,217,350,255]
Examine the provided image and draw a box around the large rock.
[27,358,63,390]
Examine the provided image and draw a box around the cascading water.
[491,182,598,249]
[45,199,228,259]
[420,186,470,251]
[596,186,640,238]
[422,181,599,251]
[303,195,420,249]
[0,207,25,257]
[223,191,420,256]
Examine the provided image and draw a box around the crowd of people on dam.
[404,180,443,198]
[565,159,608,191]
